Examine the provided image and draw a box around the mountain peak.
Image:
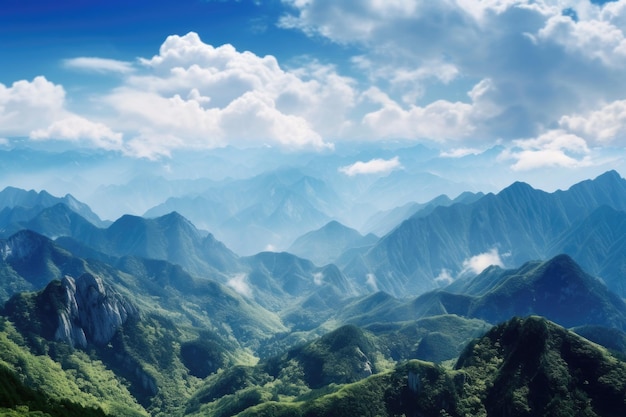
[497,180,536,197]
[456,316,626,416]
[594,169,622,183]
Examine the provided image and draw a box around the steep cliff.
[56,273,138,347]
[5,272,138,349]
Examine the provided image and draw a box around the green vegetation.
[185,317,626,417]
[0,319,146,416]
[2,229,626,417]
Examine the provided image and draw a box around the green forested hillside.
[222,317,626,417]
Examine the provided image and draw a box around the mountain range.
[1,170,626,415]
[346,170,626,297]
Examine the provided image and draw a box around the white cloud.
[339,156,402,176]
[352,56,460,104]
[536,11,626,67]
[313,272,324,286]
[559,99,626,145]
[0,76,123,152]
[434,269,454,285]
[279,0,626,147]
[103,32,343,157]
[11,0,626,158]
[227,273,253,298]
[500,129,592,171]
[0,76,66,136]
[360,89,475,141]
[365,273,379,291]
[64,57,135,74]
[461,248,504,275]
[440,147,482,158]
[30,115,124,150]
[359,78,500,142]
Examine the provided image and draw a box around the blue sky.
[2,0,626,175]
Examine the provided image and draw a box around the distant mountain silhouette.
[240,251,357,313]
[361,191,484,236]
[145,168,341,255]
[0,186,107,227]
[288,220,378,266]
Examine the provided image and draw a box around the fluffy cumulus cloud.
[339,156,402,176]
[359,78,501,142]
[461,248,504,275]
[0,76,66,136]
[280,0,626,151]
[535,7,626,67]
[8,1,626,161]
[0,76,122,148]
[100,32,355,157]
[500,129,592,171]
[559,100,626,145]
[30,116,123,150]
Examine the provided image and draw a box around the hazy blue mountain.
[288,220,378,266]
[443,255,626,330]
[357,170,467,212]
[335,255,626,333]
[143,193,229,234]
[349,170,626,296]
[241,251,358,312]
[360,195,452,236]
[65,211,240,278]
[0,186,108,228]
[15,203,100,240]
[94,175,218,221]
[547,205,626,297]
[145,168,341,255]
[361,191,485,236]
[218,185,330,255]
[0,229,89,293]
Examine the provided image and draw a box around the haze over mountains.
[1,164,626,416]
[0,144,616,254]
[3,169,626,306]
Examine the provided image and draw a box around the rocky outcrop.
[55,273,138,347]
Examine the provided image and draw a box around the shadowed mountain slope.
[336,255,626,332]
[348,170,626,296]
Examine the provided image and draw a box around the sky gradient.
[1,0,626,175]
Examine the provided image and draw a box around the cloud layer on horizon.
[1,1,626,165]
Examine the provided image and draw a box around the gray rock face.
[55,273,138,347]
